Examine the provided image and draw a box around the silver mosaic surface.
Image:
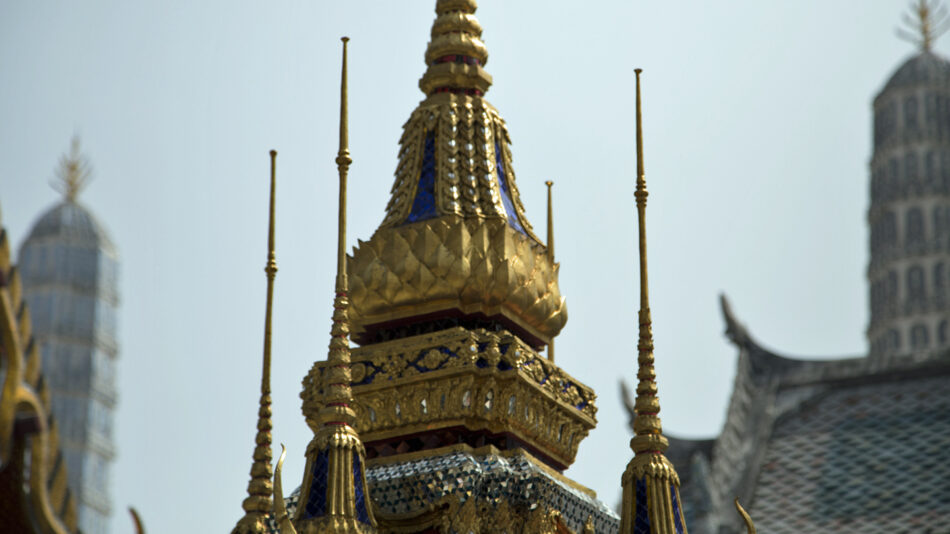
[271,449,620,533]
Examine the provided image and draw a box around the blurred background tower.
[16,137,119,534]
[868,0,950,359]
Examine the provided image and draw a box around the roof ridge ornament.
[232,150,279,534]
[619,68,689,534]
[898,0,950,51]
[52,136,91,203]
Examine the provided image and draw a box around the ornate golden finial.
[293,37,376,534]
[419,0,492,96]
[52,136,91,202]
[233,150,279,534]
[546,180,555,362]
[898,0,949,51]
[619,69,688,534]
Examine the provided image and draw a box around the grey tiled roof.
[751,369,950,533]
[663,297,950,534]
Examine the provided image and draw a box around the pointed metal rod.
[634,69,649,310]
[263,149,277,392]
[232,150,278,534]
[631,67,666,451]
[336,37,352,291]
[546,180,555,362]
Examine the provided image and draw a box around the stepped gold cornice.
[303,327,597,469]
[419,1,492,96]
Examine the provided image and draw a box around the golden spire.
[232,150,279,534]
[546,179,555,362]
[52,136,91,203]
[419,0,492,96]
[619,69,688,534]
[898,0,949,51]
[293,37,377,534]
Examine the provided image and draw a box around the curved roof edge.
[719,294,866,384]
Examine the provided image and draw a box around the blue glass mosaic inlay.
[634,478,651,534]
[353,452,372,524]
[494,141,526,235]
[671,483,685,534]
[406,132,437,223]
[303,451,329,518]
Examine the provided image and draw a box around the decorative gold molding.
[303,327,596,468]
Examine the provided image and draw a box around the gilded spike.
[546,180,555,362]
[619,69,688,534]
[294,37,377,534]
[232,150,279,534]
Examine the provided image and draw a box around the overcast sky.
[0,1,938,532]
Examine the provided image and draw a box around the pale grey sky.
[0,1,934,532]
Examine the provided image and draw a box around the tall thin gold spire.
[293,37,376,534]
[546,180,555,362]
[619,69,687,534]
[898,0,949,51]
[52,136,91,202]
[233,150,279,534]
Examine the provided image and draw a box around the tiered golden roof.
[347,0,566,349]
[299,1,595,479]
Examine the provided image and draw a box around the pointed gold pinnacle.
[619,68,686,534]
[232,150,278,534]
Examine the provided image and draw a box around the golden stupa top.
[348,0,565,347]
[377,0,535,237]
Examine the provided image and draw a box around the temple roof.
[656,295,950,534]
